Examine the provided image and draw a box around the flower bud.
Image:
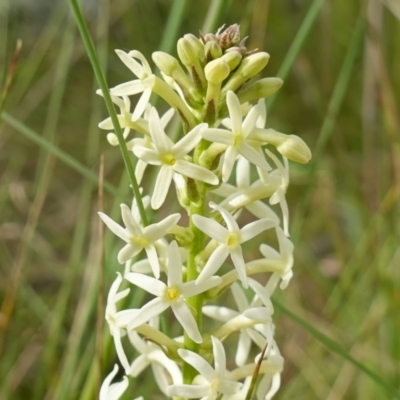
[204,41,223,62]
[222,52,270,94]
[177,36,207,92]
[205,59,230,85]
[183,34,205,61]
[237,77,283,103]
[249,128,312,164]
[276,135,312,164]
[153,51,202,106]
[152,51,182,77]
[221,50,242,71]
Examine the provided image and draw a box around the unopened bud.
[177,37,207,92]
[237,77,283,103]
[221,50,242,71]
[204,41,222,61]
[153,52,202,106]
[152,51,182,77]
[205,58,230,85]
[183,34,205,64]
[222,52,270,94]
[276,135,312,164]
[250,128,312,164]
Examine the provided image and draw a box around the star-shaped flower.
[125,241,221,343]
[106,273,140,373]
[265,148,290,236]
[166,336,242,400]
[246,226,294,292]
[111,50,156,121]
[201,90,271,182]
[98,205,181,277]
[212,156,279,222]
[192,202,277,288]
[132,107,218,209]
[97,92,135,145]
[203,281,274,366]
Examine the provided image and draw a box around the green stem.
[183,196,205,383]
[68,0,148,226]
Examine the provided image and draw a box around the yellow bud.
[221,50,242,71]
[205,59,230,85]
[276,135,312,164]
[204,41,223,61]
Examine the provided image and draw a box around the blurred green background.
[1,0,399,399]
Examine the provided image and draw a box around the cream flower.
[106,273,140,373]
[98,205,180,278]
[132,107,218,209]
[192,202,276,288]
[265,149,290,236]
[125,241,221,343]
[111,50,156,121]
[201,90,270,182]
[213,156,279,221]
[167,336,242,400]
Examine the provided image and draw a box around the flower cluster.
[98,24,311,400]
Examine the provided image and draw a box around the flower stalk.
[92,22,311,400]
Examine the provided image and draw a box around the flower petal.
[177,349,216,381]
[144,244,161,278]
[226,91,243,134]
[132,85,154,121]
[129,298,170,330]
[98,212,129,242]
[111,80,145,96]
[171,301,202,343]
[120,204,142,236]
[118,244,140,264]
[212,336,226,375]
[144,213,181,242]
[167,384,210,398]
[240,218,277,243]
[151,165,173,209]
[167,241,182,286]
[192,215,228,243]
[231,246,248,288]
[174,160,218,185]
[148,107,173,153]
[196,245,229,284]
[172,123,206,158]
[125,273,166,297]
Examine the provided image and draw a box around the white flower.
[98,205,180,278]
[125,241,221,343]
[127,330,182,395]
[265,149,290,236]
[259,226,294,290]
[127,107,176,185]
[106,273,139,373]
[203,282,273,366]
[97,92,134,145]
[132,107,218,209]
[167,336,242,400]
[201,91,271,182]
[99,364,128,400]
[213,156,279,222]
[192,202,276,288]
[111,50,155,121]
